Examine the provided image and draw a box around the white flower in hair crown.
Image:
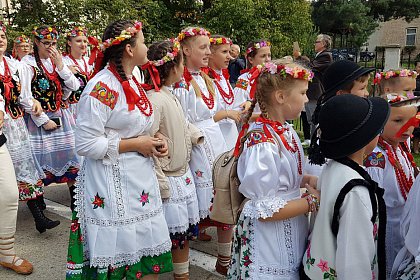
[151,40,181,66]
[256,62,314,81]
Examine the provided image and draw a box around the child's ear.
[183,45,192,57]
[336,90,345,96]
[125,43,134,58]
[274,90,286,104]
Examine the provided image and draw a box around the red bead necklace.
[214,78,234,105]
[108,64,153,116]
[378,137,414,200]
[184,68,215,110]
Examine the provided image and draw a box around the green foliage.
[203,0,314,58]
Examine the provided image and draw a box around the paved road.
[0,184,224,280]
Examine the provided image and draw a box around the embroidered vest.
[31,66,66,112]
[0,73,23,119]
[68,71,88,104]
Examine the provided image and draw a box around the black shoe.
[69,185,76,211]
[27,200,60,233]
[36,195,46,211]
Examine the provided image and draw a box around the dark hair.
[245,39,270,68]
[99,20,138,81]
[146,40,183,87]
[415,60,420,67]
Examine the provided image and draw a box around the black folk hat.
[323,60,375,98]
[318,94,390,160]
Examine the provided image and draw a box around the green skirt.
[66,212,173,279]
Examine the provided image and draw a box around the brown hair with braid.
[99,20,138,81]
[179,26,216,98]
[146,40,183,87]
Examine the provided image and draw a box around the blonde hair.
[179,26,215,98]
[377,73,404,95]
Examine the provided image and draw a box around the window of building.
[406,28,417,46]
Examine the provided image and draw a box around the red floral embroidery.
[246,131,276,148]
[136,271,142,279]
[70,219,79,232]
[235,78,248,90]
[89,81,119,109]
[152,264,160,273]
[185,177,192,185]
[91,192,105,209]
[195,170,203,178]
[317,259,329,272]
[140,190,150,206]
[364,152,385,169]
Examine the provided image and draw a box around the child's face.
[276,79,309,121]
[384,76,416,96]
[184,35,211,69]
[350,79,369,98]
[209,44,232,70]
[382,106,417,146]
[248,46,271,67]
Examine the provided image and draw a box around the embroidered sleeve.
[89,81,119,110]
[237,140,289,219]
[174,80,189,90]
[235,78,249,91]
[364,152,385,169]
[246,131,276,148]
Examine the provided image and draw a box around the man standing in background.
[228,44,245,87]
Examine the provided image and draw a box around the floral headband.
[248,62,314,99]
[383,92,420,107]
[246,40,271,55]
[177,27,210,42]
[373,69,418,84]
[67,26,88,38]
[15,35,30,44]
[99,21,142,51]
[151,40,181,66]
[210,37,232,45]
[33,26,59,40]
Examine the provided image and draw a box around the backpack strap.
[331,178,377,237]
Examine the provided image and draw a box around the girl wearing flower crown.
[173,26,231,275]
[21,26,81,213]
[366,69,419,278]
[206,35,244,150]
[12,35,32,61]
[66,20,173,280]
[0,24,61,235]
[144,39,202,280]
[228,60,319,279]
[62,26,92,119]
[234,39,271,117]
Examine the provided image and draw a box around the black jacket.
[307,50,333,101]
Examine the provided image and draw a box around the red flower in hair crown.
[177,27,210,42]
[210,37,232,45]
[67,26,88,38]
[15,34,30,44]
[246,40,271,55]
[33,26,59,40]
[373,69,418,85]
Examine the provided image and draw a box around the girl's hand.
[154,132,169,157]
[48,47,64,70]
[32,99,43,116]
[227,110,241,123]
[42,120,57,131]
[240,100,252,112]
[68,65,78,74]
[135,135,165,157]
[305,183,321,201]
[302,174,318,189]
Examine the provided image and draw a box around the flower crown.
[67,26,88,38]
[33,26,59,40]
[177,27,210,42]
[373,69,418,84]
[257,62,314,81]
[151,40,181,66]
[99,21,142,51]
[210,37,232,45]
[384,92,416,104]
[14,35,30,44]
[246,40,271,55]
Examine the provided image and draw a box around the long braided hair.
[99,20,138,81]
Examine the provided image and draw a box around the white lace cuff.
[103,130,120,165]
[242,196,288,219]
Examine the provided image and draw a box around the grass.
[413,153,420,166]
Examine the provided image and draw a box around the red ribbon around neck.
[395,113,420,138]
[108,63,140,111]
[248,66,261,100]
[233,123,250,157]
[0,57,14,103]
[141,61,161,92]
[183,67,193,85]
[201,67,220,81]
[88,36,104,78]
[222,69,230,80]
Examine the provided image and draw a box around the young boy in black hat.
[304,94,390,280]
[312,60,375,128]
